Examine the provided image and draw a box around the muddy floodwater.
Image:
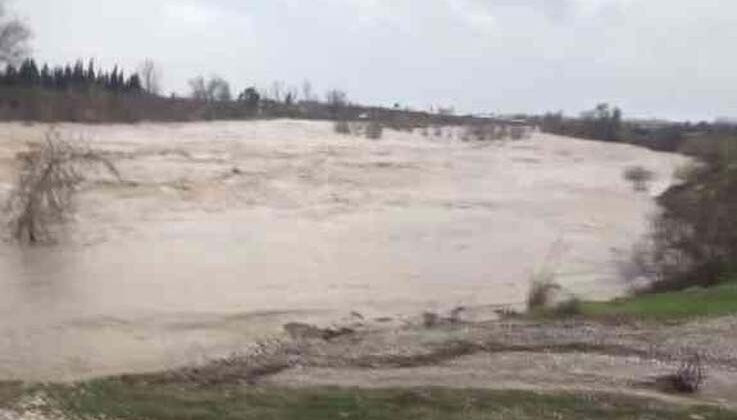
[0,120,687,380]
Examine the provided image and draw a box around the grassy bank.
[0,380,731,420]
[581,281,737,320]
[536,281,737,321]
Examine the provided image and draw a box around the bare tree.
[0,1,31,66]
[285,85,299,106]
[270,81,284,103]
[189,75,231,102]
[326,89,347,118]
[188,76,208,101]
[623,165,655,192]
[138,58,161,95]
[207,76,231,102]
[302,79,314,102]
[5,130,120,244]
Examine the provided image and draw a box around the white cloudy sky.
[8,0,737,120]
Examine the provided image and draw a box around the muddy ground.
[168,314,737,409]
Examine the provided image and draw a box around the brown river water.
[0,120,687,381]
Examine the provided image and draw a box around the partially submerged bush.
[623,165,655,192]
[334,119,383,139]
[365,120,383,140]
[333,119,350,135]
[422,311,439,328]
[670,353,705,394]
[457,123,529,142]
[448,306,466,324]
[527,271,561,311]
[510,126,526,140]
[4,130,120,244]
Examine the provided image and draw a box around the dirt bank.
[148,315,737,408]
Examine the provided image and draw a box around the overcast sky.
[8,0,737,121]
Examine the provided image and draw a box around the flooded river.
[0,120,687,380]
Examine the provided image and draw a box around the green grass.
[529,281,737,321]
[33,380,735,420]
[578,281,737,321]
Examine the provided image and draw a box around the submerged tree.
[5,130,120,244]
[326,89,347,119]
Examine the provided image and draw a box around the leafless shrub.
[333,119,350,135]
[459,123,530,142]
[448,306,466,323]
[326,89,347,119]
[527,240,567,311]
[139,58,162,95]
[623,165,655,192]
[4,130,120,244]
[347,121,363,136]
[510,126,526,140]
[468,124,489,141]
[674,354,705,393]
[662,353,705,393]
[422,311,439,328]
[365,120,383,140]
[527,272,561,311]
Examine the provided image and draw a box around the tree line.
[0,58,143,94]
[536,103,737,154]
[539,103,623,143]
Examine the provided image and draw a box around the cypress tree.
[109,66,119,90]
[63,65,73,89]
[86,59,95,83]
[126,74,142,92]
[95,69,105,86]
[40,64,52,88]
[18,59,40,86]
[72,60,85,87]
[53,66,65,89]
[117,70,125,91]
[3,64,18,86]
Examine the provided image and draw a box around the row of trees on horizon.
[0,59,146,94]
[0,56,354,113]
